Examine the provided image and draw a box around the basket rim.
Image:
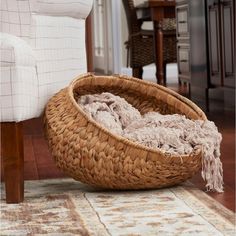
[67,72,206,158]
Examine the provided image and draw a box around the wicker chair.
[122,0,177,83]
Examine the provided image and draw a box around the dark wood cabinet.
[220,0,235,87]
[177,44,190,79]
[176,0,190,84]
[207,0,222,86]
[207,0,235,88]
[176,0,235,110]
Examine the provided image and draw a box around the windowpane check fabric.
[0,0,93,121]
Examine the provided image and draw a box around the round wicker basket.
[44,73,207,190]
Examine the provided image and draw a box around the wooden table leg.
[154,20,164,84]
[1,122,24,203]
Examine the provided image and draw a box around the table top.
[136,0,175,19]
[148,0,175,7]
[135,0,175,9]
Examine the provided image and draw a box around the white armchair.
[0,0,93,203]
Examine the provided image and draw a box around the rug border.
[171,185,235,235]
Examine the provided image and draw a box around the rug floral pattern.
[0,178,235,235]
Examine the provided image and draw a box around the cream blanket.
[78,92,223,193]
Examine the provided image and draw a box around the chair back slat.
[122,0,141,34]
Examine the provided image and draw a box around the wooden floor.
[1,83,235,212]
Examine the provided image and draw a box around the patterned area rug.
[1,178,235,235]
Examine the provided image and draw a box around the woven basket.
[44,73,207,190]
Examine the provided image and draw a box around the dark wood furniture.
[129,0,177,83]
[207,0,235,88]
[148,0,176,84]
[1,123,24,203]
[176,0,190,86]
[122,0,155,79]
[176,0,235,110]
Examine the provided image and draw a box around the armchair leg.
[1,122,24,203]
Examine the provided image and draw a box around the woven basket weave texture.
[44,73,207,190]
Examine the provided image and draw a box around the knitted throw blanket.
[78,92,223,192]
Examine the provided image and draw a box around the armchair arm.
[0,33,39,122]
[32,0,93,19]
[0,33,36,67]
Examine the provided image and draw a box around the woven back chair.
[122,0,177,82]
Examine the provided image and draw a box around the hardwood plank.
[32,136,54,166]
[24,135,35,162]
[24,161,39,180]
[23,118,44,136]
[37,164,65,180]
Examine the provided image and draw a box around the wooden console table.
[137,0,176,84]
